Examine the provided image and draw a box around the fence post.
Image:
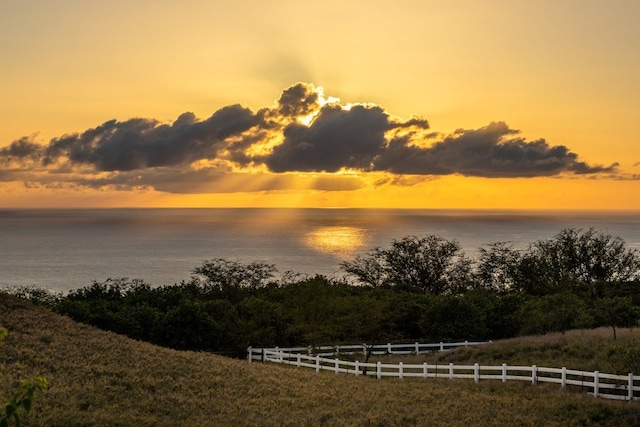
[245,342,633,402]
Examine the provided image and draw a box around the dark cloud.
[276,83,320,118]
[40,105,259,171]
[0,136,42,159]
[265,104,409,172]
[372,122,617,177]
[0,83,620,194]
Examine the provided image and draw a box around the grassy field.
[381,328,640,376]
[2,293,640,426]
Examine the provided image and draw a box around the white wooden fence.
[249,341,487,360]
[247,343,640,402]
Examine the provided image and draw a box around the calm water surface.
[1,208,639,292]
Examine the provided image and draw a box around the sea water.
[1,208,639,293]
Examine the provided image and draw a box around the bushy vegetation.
[2,293,640,426]
[14,228,640,357]
[0,327,47,427]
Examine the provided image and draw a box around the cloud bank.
[0,83,619,194]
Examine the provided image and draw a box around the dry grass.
[391,328,640,375]
[2,293,640,426]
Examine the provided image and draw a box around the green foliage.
[0,327,46,427]
[192,258,277,291]
[6,295,640,427]
[342,228,640,298]
[420,294,488,341]
[516,228,640,295]
[45,228,640,356]
[153,299,218,350]
[0,377,47,427]
[595,296,639,339]
[475,242,522,294]
[0,286,61,306]
[341,235,472,294]
[237,297,291,348]
[519,293,594,336]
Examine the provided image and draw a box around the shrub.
[0,327,47,427]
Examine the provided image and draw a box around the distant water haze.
[1,208,639,293]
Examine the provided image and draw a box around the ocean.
[1,208,639,293]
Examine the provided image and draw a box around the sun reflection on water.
[303,226,369,259]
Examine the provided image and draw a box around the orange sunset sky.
[1,0,639,209]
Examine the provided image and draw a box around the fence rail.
[247,344,639,402]
[249,341,486,360]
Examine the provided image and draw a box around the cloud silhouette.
[372,121,617,177]
[266,103,410,173]
[0,83,620,193]
[39,105,259,171]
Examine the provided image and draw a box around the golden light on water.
[303,226,369,259]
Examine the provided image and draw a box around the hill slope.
[1,293,640,426]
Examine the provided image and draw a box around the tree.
[476,242,522,294]
[192,259,277,291]
[237,297,292,349]
[341,235,472,294]
[516,228,640,295]
[419,294,489,341]
[519,293,594,335]
[595,296,639,340]
[151,300,218,351]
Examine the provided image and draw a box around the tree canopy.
[12,227,640,356]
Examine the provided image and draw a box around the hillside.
[1,293,640,426]
[402,328,640,376]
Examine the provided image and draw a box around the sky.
[1,0,639,209]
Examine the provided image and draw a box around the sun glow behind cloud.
[0,81,636,209]
[298,86,341,126]
[2,0,640,209]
